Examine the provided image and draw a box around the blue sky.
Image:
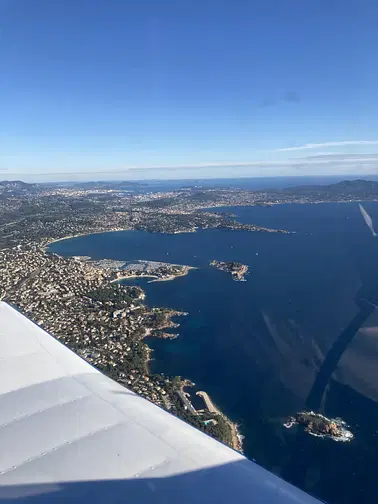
[1,0,378,181]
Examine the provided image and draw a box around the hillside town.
[0,180,299,250]
[0,227,240,450]
[1,178,376,451]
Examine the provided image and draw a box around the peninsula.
[210,260,249,281]
[73,257,196,283]
[196,391,243,452]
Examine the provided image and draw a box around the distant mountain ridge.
[1,178,378,199]
[69,181,145,190]
[279,179,378,197]
[0,180,39,194]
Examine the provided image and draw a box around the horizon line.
[2,173,378,185]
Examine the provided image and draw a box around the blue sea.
[49,202,378,504]
[137,174,378,193]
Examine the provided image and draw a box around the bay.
[49,202,378,504]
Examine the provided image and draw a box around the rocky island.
[284,411,354,442]
[210,260,249,281]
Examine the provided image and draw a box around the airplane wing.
[0,301,320,503]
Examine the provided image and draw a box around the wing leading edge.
[0,302,320,503]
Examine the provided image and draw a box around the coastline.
[144,344,154,374]
[42,228,127,251]
[149,266,197,282]
[111,274,160,283]
[110,266,197,284]
[45,236,198,285]
[41,230,243,453]
[197,391,243,453]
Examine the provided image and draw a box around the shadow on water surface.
[47,203,378,504]
[283,232,378,501]
[305,290,377,412]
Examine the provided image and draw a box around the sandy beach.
[42,228,128,250]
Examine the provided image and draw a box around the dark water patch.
[49,203,378,504]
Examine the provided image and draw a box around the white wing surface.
[0,302,320,503]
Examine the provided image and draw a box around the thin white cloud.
[2,155,378,177]
[300,151,344,157]
[276,140,378,152]
[127,156,378,172]
[299,153,378,160]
